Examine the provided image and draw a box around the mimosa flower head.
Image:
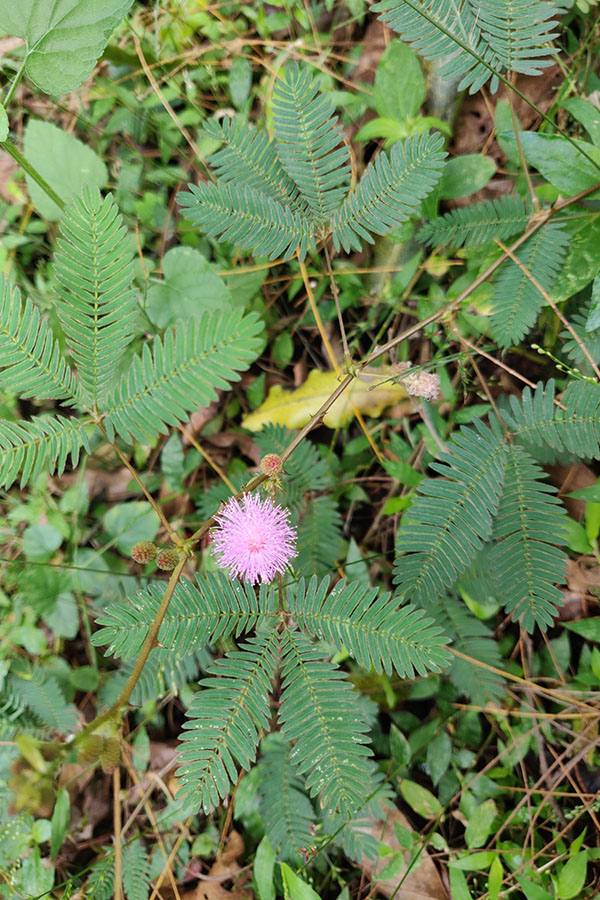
[211,492,297,584]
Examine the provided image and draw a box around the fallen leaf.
[242,370,410,431]
[356,806,448,900]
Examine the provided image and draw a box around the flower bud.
[131,541,157,563]
[156,548,180,570]
[260,453,284,477]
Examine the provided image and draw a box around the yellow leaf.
[242,370,409,431]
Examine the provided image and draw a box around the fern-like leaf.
[98,649,209,709]
[288,576,451,678]
[373,0,564,94]
[92,573,277,659]
[295,496,344,577]
[0,413,91,490]
[272,62,351,223]
[0,277,76,401]
[424,593,504,704]
[394,417,508,604]
[122,838,150,900]
[177,631,279,811]
[257,735,315,861]
[101,310,263,444]
[9,667,78,734]
[54,187,138,406]
[491,223,569,348]
[202,116,301,209]
[489,445,568,631]
[177,181,314,261]
[85,849,115,900]
[501,379,600,462]
[331,132,446,253]
[418,195,531,249]
[278,629,373,820]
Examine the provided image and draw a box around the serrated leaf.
[0,0,134,95]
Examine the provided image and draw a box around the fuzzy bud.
[260,453,284,477]
[393,362,441,402]
[156,548,180,570]
[131,541,157,563]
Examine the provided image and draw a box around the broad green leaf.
[50,788,70,860]
[450,851,495,870]
[465,799,496,849]
[11,845,54,895]
[439,155,496,199]
[229,57,252,108]
[31,819,51,844]
[426,731,452,786]
[390,725,411,768]
[448,867,472,900]
[376,850,407,881]
[281,863,322,900]
[566,485,600,503]
[23,119,107,219]
[588,274,600,331]
[488,856,503,900]
[69,665,99,692]
[103,502,160,556]
[502,132,600,198]
[516,877,553,900]
[399,780,442,819]
[161,432,185,493]
[549,214,600,303]
[22,523,63,560]
[43,590,79,639]
[355,116,408,144]
[254,836,276,900]
[564,618,600,642]
[561,97,600,147]
[373,40,425,121]
[0,102,8,141]
[145,247,233,329]
[0,0,134,95]
[556,851,588,900]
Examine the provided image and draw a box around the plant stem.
[98,422,182,545]
[3,57,26,107]
[0,138,65,211]
[113,767,123,900]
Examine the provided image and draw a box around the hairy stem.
[3,57,26,107]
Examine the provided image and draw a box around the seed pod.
[131,541,157,563]
[156,548,180,570]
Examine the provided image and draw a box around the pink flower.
[211,493,297,584]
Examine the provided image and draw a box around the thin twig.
[494,237,600,381]
[113,767,123,900]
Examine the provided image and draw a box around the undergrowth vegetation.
[1,2,600,899]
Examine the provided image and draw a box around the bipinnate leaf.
[101,308,264,444]
[177,631,279,811]
[54,187,138,405]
